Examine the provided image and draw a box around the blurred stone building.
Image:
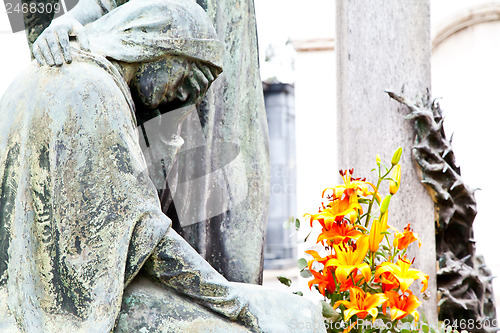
[257,0,500,314]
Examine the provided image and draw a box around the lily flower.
[384,290,421,321]
[305,249,335,266]
[337,272,366,292]
[375,256,429,292]
[305,196,361,229]
[317,220,365,245]
[323,169,380,202]
[393,224,421,250]
[333,287,388,323]
[374,271,400,292]
[368,212,388,252]
[305,250,337,296]
[325,235,371,284]
[307,264,336,296]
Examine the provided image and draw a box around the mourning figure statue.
[0,0,325,332]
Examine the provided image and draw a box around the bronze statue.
[27,0,270,287]
[0,0,324,331]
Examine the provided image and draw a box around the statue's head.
[83,0,223,109]
[129,55,220,110]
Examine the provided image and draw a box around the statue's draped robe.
[0,0,238,331]
[0,51,170,332]
[23,0,270,285]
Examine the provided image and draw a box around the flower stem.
[365,165,394,228]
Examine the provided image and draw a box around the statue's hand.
[176,62,218,105]
[33,16,89,66]
[237,304,265,333]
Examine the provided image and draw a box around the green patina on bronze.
[0,0,322,331]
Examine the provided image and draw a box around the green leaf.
[295,218,301,231]
[320,300,336,318]
[292,291,303,296]
[297,258,308,270]
[329,292,342,302]
[300,269,312,278]
[283,216,294,229]
[401,315,414,323]
[364,329,379,333]
[277,275,292,287]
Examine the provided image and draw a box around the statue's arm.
[66,0,116,25]
[32,0,118,66]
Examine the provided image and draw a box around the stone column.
[263,83,297,270]
[336,0,437,323]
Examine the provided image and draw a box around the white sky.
[254,0,334,82]
[0,12,32,98]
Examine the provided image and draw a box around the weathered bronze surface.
[0,0,322,331]
[389,92,496,333]
[25,0,270,287]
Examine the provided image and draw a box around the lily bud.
[369,212,388,253]
[380,194,392,215]
[389,164,401,195]
[376,154,381,166]
[391,147,403,166]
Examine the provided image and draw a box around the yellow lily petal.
[337,288,387,323]
[390,308,406,321]
[375,258,429,293]
[357,263,372,283]
[385,290,422,322]
[326,236,371,283]
[367,308,379,323]
[344,308,362,322]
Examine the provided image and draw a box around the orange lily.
[337,272,366,292]
[307,264,336,296]
[374,271,400,292]
[325,235,371,284]
[384,290,421,321]
[323,169,380,202]
[368,212,388,252]
[305,249,335,265]
[305,196,361,229]
[375,256,429,292]
[333,287,388,323]
[393,224,421,250]
[317,220,364,245]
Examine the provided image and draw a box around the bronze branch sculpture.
[388,91,496,332]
